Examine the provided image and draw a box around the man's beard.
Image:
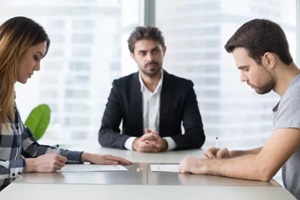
[141,62,161,77]
[252,75,275,95]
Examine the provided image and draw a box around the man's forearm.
[230,146,263,157]
[206,153,273,181]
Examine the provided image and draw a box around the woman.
[0,16,131,190]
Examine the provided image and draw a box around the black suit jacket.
[98,70,205,150]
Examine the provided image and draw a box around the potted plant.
[24,104,51,140]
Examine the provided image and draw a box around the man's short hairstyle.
[224,19,293,65]
[127,26,166,53]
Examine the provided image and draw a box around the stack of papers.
[151,164,179,172]
[60,164,128,172]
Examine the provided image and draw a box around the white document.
[60,164,128,172]
[151,164,179,172]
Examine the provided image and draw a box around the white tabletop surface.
[0,184,296,200]
[0,145,296,200]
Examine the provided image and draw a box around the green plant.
[24,104,51,140]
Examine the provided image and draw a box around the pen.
[56,144,60,155]
[215,136,219,156]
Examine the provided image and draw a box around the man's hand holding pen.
[201,147,231,159]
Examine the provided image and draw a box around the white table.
[0,145,296,200]
[0,184,295,200]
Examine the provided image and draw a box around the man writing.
[179,19,300,199]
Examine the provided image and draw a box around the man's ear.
[262,52,276,69]
[130,52,135,59]
[163,46,167,56]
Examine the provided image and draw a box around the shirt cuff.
[164,137,176,151]
[10,159,25,178]
[10,167,23,178]
[124,137,137,150]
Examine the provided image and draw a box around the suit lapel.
[159,71,172,133]
[131,72,143,133]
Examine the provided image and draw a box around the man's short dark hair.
[224,19,293,65]
[127,26,166,53]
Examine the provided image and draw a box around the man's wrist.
[163,137,176,150]
[124,137,137,150]
[162,139,168,151]
[132,138,139,151]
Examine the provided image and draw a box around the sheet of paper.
[60,164,128,172]
[151,164,179,172]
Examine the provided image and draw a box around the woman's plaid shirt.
[0,105,82,190]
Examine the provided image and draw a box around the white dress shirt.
[124,71,176,151]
